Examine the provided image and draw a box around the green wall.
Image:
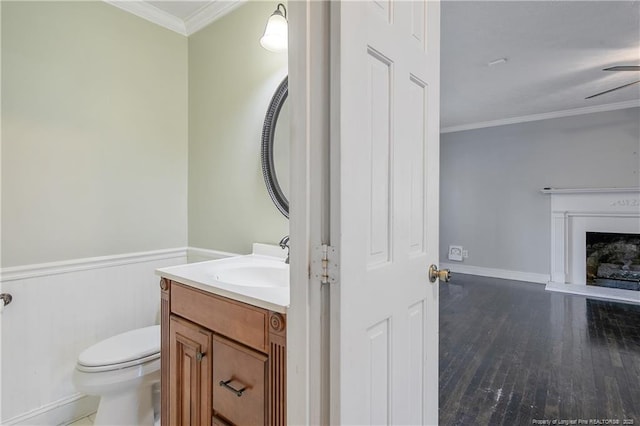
[1,1,189,267]
[188,2,289,255]
[1,1,290,267]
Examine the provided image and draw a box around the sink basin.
[156,245,290,312]
[208,257,289,288]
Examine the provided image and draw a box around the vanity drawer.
[171,282,268,352]
[212,335,267,426]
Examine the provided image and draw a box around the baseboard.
[441,262,550,284]
[2,393,98,425]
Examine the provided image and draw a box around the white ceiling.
[106,0,640,131]
[441,1,640,131]
[146,1,212,20]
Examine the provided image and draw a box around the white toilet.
[73,325,161,426]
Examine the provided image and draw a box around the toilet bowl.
[73,325,161,426]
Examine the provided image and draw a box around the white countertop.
[156,249,289,314]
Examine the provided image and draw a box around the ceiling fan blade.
[585,80,640,99]
[603,66,640,71]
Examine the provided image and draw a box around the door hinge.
[312,244,338,285]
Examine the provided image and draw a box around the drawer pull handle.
[219,379,246,397]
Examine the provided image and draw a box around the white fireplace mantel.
[540,187,640,195]
[542,187,640,304]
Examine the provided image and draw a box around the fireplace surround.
[543,187,640,304]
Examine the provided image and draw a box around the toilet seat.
[77,325,160,373]
[77,352,160,372]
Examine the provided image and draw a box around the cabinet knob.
[196,351,205,362]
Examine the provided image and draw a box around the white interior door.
[330,1,441,424]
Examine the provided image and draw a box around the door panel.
[366,47,393,267]
[407,299,426,424]
[408,75,428,256]
[367,319,391,425]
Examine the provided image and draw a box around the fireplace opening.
[586,232,640,291]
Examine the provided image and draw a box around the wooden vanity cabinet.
[160,278,286,426]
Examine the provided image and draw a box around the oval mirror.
[261,76,289,218]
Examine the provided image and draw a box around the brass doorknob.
[428,265,451,283]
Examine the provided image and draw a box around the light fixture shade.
[260,8,288,52]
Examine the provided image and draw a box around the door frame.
[287,1,331,424]
[1,2,4,418]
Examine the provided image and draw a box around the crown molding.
[104,0,187,35]
[440,99,640,134]
[185,0,247,35]
[104,1,246,37]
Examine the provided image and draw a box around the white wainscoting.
[0,249,187,425]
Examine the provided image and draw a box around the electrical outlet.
[448,245,463,261]
[462,250,469,258]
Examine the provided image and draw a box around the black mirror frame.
[261,76,289,219]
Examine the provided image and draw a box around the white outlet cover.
[448,245,463,261]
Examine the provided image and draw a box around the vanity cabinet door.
[169,315,213,426]
[212,335,267,426]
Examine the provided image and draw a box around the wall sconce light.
[260,3,288,53]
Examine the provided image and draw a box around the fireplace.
[543,187,640,303]
[586,232,640,291]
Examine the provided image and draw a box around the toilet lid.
[78,325,160,368]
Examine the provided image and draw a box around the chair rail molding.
[1,248,187,282]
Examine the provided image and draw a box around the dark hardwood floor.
[439,274,640,426]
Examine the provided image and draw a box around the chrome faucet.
[279,235,290,264]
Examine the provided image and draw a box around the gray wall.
[440,107,640,275]
[1,1,189,267]
[188,2,289,255]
